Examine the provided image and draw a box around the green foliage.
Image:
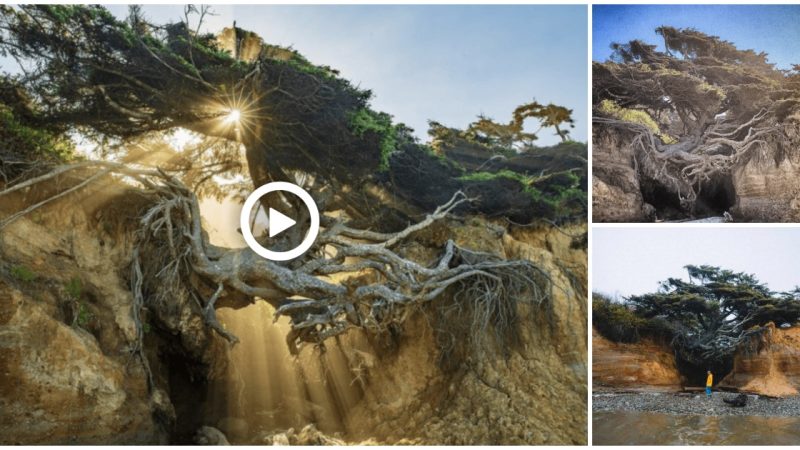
[513,102,576,143]
[458,168,586,220]
[285,53,339,80]
[598,99,676,144]
[593,294,648,343]
[75,301,93,328]
[431,101,577,155]
[65,277,82,299]
[0,105,75,162]
[596,25,793,149]
[0,4,585,227]
[10,265,37,282]
[349,108,405,171]
[459,169,532,184]
[61,276,92,329]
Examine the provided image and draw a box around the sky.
[592,228,800,299]
[90,4,587,146]
[593,5,800,70]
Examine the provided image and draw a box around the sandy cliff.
[592,328,682,390]
[720,323,800,397]
[1,178,588,444]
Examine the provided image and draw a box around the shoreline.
[592,391,800,418]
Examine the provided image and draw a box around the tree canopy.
[594,265,800,380]
[0,5,586,227]
[593,26,800,220]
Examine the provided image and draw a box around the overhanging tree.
[593,26,800,218]
[625,265,800,370]
[0,5,583,377]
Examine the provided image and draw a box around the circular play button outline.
[239,182,320,261]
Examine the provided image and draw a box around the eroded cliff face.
[720,323,800,397]
[594,115,800,223]
[0,280,158,444]
[338,223,588,445]
[592,328,682,391]
[0,183,226,444]
[591,133,649,223]
[204,221,588,445]
[1,180,587,444]
[592,323,800,398]
[730,117,800,222]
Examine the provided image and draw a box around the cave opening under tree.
[593,265,800,387]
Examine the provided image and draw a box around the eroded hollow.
[693,174,736,217]
[197,302,367,443]
[640,173,736,221]
[676,357,733,389]
[640,179,684,221]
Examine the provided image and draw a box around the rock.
[594,391,800,418]
[0,281,159,444]
[0,185,225,444]
[259,425,344,446]
[195,426,230,445]
[294,424,345,445]
[731,150,800,222]
[723,393,747,407]
[270,433,290,446]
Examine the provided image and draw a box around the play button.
[239,182,320,261]
[268,208,296,238]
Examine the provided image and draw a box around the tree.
[625,265,800,369]
[593,26,800,219]
[0,5,578,370]
[539,104,575,142]
[0,5,584,227]
[439,101,577,155]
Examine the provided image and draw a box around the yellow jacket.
[706,373,713,387]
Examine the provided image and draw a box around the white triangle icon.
[268,208,296,238]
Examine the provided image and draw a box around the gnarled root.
[1,161,552,359]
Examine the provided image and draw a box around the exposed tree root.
[0,160,552,363]
[593,112,782,215]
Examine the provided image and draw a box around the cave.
[676,356,733,388]
[640,173,736,221]
[165,351,211,444]
[640,179,684,221]
[693,174,736,218]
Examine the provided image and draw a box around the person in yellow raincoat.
[706,370,713,397]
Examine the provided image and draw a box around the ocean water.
[593,410,800,445]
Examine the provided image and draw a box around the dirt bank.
[592,328,682,391]
[720,323,800,397]
[592,323,800,398]
[0,180,228,444]
[1,178,587,444]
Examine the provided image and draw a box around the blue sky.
[96,5,587,145]
[593,5,800,70]
[593,228,800,299]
